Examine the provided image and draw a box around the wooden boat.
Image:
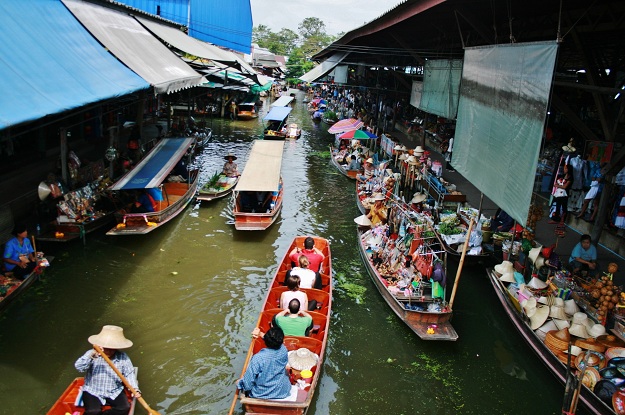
[357,217,458,341]
[237,103,258,120]
[486,268,615,414]
[263,107,292,140]
[47,374,137,415]
[0,256,52,313]
[233,236,332,415]
[37,214,115,244]
[197,175,238,202]
[329,146,357,180]
[106,137,198,235]
[355,180,370,215]
[285,123,302,139]
[434,229,491,264]
[233,141,284,231]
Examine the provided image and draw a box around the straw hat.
[597,335,625,349]
[549,305,568,320]
[38,181,52,201]
[494,261,514,276]
[522,299,549,330]
[411,193,427,204]
[400,145,408,151]
[563,299,579,316]
[394,144,403,151]
[562,139,576,153]
[536,320,558,338]
[88,325,133,349]
[606,347,625,360]
[354,215,372,227]
[288,348,319,371]
[224,153,237,161]
[576,351,607,371]
[588,324,606,338]
[567,345,583,357]
[414,146,425,154]
[534,256,547,270]
[553,319,571,330]
[575,337,607,353]
[406,155,418,165]
[373,193,386,202]
[545,327,571,351]
[499,272,516,283]
[399,153,408,161]
[582,367,601,390]
[528,247,542,265]
[366,158,374,164]
[538,296,555,306]
[527,277,548,290]
[569,322,590,339]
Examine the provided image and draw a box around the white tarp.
[235,141,284,192]
[299,52,349,83]
[410,81,423,108]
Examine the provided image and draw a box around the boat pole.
[448,219,474,310]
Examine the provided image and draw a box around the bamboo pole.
[448,219,474,310]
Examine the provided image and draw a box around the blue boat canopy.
[0,0,149,130]
[263,107,292,122]
[110,138,195,190]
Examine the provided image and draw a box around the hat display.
[563,299,579,317]
[354,215,372,227]
[288,348,319,371]
[494,261,514,276]
[527,277,548,290]
[373,193,386,201]
[411,193,427,204]
[224,153,238,161]
[528,247,542,265]
[597,335,625,349]
[588,324,606,338]
[499,272,516,283]
[88,325,133,349]
[366,158,374,164]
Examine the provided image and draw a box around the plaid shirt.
[75,349,139,404]
[237,345,291,399]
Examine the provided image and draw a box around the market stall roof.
[235,141,284,192]
[263,107,292,122]
[299,52,349,83]
[109,137,194,190]
[270,96,294,107]
[0,0,149,130]
[62,0,206,94]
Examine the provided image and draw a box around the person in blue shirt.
[491,208,514,232]
[568,234,598,275]
[3,224,36,279]
[237,326,292,399]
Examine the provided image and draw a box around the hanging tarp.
[330,65,348,84]
[299,52,349,83]
[453,41,558,225]
[410,81,423,109]
[271,96,294,107]
[63,0,206,94]
[110,137,194,190]
[0,0,149,130]
[418,60,463,119]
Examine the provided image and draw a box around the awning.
[62,0,206,94]
[263,107,292,121]
[271,96,294,107]
[110,138,194,190]
[235,141,284,192]
[299,52,350,83]
[0,0,149,130]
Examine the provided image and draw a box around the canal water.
[0,92,574,415]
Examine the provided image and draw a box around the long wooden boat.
[37,214,115,243]
[233,141,285,231]
[237,103,259,120]
[0,255,52,313]
[357,222,457,341]
[285,124,302,140]
[263,106,292,140]
[355,180,369,215]
[234,236,332,415]
[329,146,357,180]
[197,175,238,202]
[106,137,198,235]
[47,373,137,415]
[486,268,615,415]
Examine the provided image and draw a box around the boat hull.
[329,146,357,180]
[357,231,457,341]
[37,214,115,243]
[46,377,137,415]
[197,177,238,202]
[234,189,283,231]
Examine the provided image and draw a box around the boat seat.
[260,309,327,341]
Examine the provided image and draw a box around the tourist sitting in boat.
[289,255,321,290]
[131,190,156,213]
[238,326,292,400]
[568,234,597,275]
[288,237,325,273]
[3,224,37,279]
[346,155,361,171]
[367,193,388,226]
[357,158,375,183]
[223,153,239,177]
[273,298,314,336]
[280,274,317,311]
[491,208,514,232]
[74,325,140,415]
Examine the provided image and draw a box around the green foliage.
[323,111,338,121]
[438,222,463,235]
[334,271,367,303]
[203,171,221,190]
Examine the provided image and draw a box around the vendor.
[223,153,239,177]
[491,208,514,232]
[568,234,597,275]
[367,193,388,226]
[3,224,37,279]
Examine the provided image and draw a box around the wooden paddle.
[448,218,474,310]
[93,345,161,415]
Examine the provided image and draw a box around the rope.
[561,0,599,40]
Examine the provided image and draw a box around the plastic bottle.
[36,224,41,235]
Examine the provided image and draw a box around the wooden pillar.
[60,128,69,185]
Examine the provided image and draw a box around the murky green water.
[0,92,572,415]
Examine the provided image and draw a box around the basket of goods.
[587,275,620,323]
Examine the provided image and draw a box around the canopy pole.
[476,192,484,228]
[449,219,474,310]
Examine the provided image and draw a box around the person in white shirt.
[290,256,318,289]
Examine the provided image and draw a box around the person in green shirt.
[273,299,313,336]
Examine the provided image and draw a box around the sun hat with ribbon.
[88,325,133,349]
[288,348,319,371]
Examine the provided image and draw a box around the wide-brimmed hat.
[550,304,568,320]
[570,320,590,339]
[373,193,386,201]
[394,144,403,151]
[528,247,542,265]
[522,299,550,330]
[399,153,408,161]
[597,335,625,349]
[406,155,418,165]
[553,319,571,330]
[288,348,319,371]
[499,272,516,283]
[588,324,606,338]
[411,193,427,204]
[527,276,548,290]
[366,158,374,164]
[563,299,579,316]
[224,153,237,161]
[414,146,425,154]
[494,261,514,275]
[354,215,372,227]
[88,325,133,349]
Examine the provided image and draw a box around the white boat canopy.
[235,141,284,192]
[270,96,294,107]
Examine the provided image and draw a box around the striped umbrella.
[328,118,364,134]
[337,129,377,140]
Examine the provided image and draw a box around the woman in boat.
[74,325,140,415]
[280,274,309,311]
[223,153,239,177]
[3,224,37,279]
[367,193,388,226]
[238,326,291,399]
[289,255,320,290]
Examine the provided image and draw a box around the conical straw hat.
[569,323,590,339]
[499,272,516,283]
[553,319,571,330]
[528,246,542,265]
[354,215,372,227]
[549,305,568,320]
[38,181,52,201]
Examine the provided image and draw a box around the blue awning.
[110,138,194,190]
[0,0,149,130]
[263,107,292,122]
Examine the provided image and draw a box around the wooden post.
[448,219,474,310]
[60,127,69,185]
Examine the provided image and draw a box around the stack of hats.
[569,312,591,339]
[545,328,572,365]
[549,298,569,330]
[536,320,558,342]
[494,261,514,282]
[521,298,550,330]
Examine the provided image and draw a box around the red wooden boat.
[233,236,332,414]
[47,376,137,415]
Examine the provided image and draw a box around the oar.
[93,345,161,415]
[448,218,474,310]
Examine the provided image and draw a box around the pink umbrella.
[328,118,364,134]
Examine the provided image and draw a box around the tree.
[275,29,299,55]
[252,26,299,56]
[298,17,326,39]
[252,25,272,44]
[286,47,315,82]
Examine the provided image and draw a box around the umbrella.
[328,118,364,134]
[311,98,327,105]
[337,129,377,140]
